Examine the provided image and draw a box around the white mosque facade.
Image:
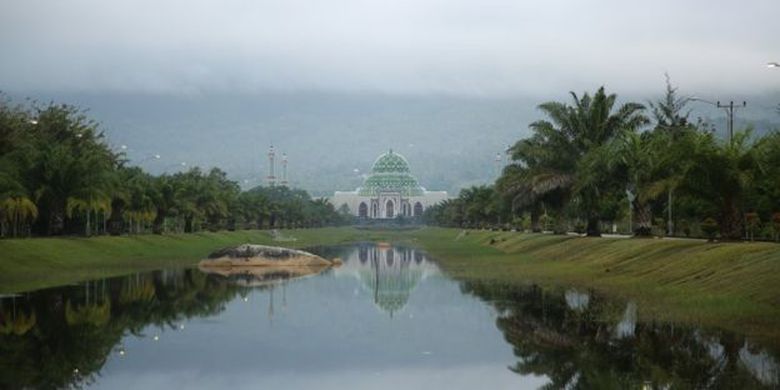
[331,150,448,219]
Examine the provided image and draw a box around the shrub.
[678,219,691,237]
[701,218,719,242]
[521,215,532,232]
[539,214,552,231]
[654,217,666,237]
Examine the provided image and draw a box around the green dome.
[358,150,424,196]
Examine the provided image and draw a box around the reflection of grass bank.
[410,228,780,343]
[0,228,378,293]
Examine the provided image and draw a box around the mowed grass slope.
[411,228,780,340]
[2,226,779,340]
[0,227,379,293]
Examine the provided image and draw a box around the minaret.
[267,145,276,186]
[281,153,288,186]
[495,152,503,178]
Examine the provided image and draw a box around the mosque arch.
[413,202,423,216]
[386,200,395,218]
[358,202,368,218]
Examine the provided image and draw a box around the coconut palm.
[508,87,648,236]
[686,130,762,240]
[0,196,38,237]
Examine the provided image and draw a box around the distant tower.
[495,152,503,178]
[267,145,276,186]
[281,153,288,186]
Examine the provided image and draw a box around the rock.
[198,264,327,287]
[200,244,337,268]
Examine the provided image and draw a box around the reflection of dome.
[336,245,438,316]
[358,150,424,196]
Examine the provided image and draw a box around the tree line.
[425,81,780,240]
[0,95,350,238]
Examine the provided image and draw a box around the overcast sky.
[1,0,779,97]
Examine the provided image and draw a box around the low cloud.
[1,0,779,96]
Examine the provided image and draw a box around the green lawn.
[2,226,779,342]
[410,228,780,342]
[0,227,380,293]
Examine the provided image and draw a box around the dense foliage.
[426,82,780,240]
[0,95,349,237]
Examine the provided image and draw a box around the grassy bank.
[2,226,779,341]
[0,227,383,293]
[409,228,780,342]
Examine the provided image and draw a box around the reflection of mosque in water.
[334,244,439,316]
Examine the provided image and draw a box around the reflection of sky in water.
[564,289,589,312]
[740,344,780,386]
[90,246,547,389]
[615,302,637,339]
[6,244,779,389]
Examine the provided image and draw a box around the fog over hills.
[22,92,538,195]
[14,90,778,196]
[3,0,779,196]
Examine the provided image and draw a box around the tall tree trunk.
[586,217,601,237]
[633,200,653,236]
[530,209,541,233]
[721,197,742,241]
[153,212,166,235]
[13,210,18,238]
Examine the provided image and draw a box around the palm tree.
[509,87,648,236]
[0,196,38,237]
[686,130,762,240]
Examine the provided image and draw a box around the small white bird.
[768,62,780,68]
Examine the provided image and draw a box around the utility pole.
[690,98,747,142]
[716,101,746,142]
[626,189,635,235]
[668,190,673,237]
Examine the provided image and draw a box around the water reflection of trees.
[0,269,249,389]
[461,281,780,389]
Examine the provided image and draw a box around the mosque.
[330,149,448,219]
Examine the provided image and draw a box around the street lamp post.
[770,63,780,114]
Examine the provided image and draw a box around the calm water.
[1,244,778,389]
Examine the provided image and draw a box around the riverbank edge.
[2,227,779,341]
[413,228,780,342]
[0,227,383,293]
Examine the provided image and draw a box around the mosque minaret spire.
[267,144,276,186]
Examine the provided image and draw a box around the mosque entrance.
[414,202,423,217]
